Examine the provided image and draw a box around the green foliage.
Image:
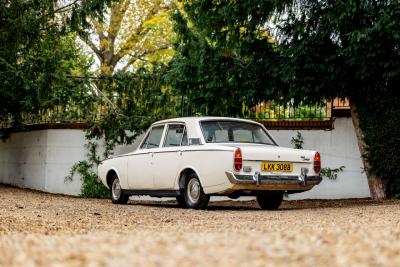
[290,132,304,149]
[290,129,345,180]
[357,91,400,198]
[321,166,346,181]
[276,0,400,103]
[80,0,174,76]
[65,142,109,198]
[276,0,400,197]
[172,0,400,197]
[85,65,179,147]
[0,32,96,129]
[0,0,113,121]
[1,1,177,198]
[65,65,179,198]
[168,2,282,116]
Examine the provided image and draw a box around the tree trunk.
[349,101,386,199]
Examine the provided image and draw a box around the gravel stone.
[0,185,399,267]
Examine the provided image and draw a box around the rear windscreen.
[200,121,276,145]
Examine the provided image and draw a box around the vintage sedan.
[98,117,322,209]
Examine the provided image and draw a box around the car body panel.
[98,117,322,196]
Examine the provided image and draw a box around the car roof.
[152,116,261,126]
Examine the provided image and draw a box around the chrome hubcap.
[187,178,200,203]
[112,179,122,200]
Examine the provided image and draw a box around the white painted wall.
[270,118,370,199]
[0,118,371,199]
[0,130,86,195]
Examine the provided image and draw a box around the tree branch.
[108,0,131,40]
[89,17,107,41]
[116,3,161,59]
[122,43,170,70]
[79,33,102,61]
[53,0,81,14]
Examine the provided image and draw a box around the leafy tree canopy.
[0,0,114,121]
[276,0,400,198]
[170,0,400,198]
[168,0,288,116]
[276,0,400,102]
[80,0,175,77]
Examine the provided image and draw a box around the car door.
[152,124,188,189]
[127,125,165,189]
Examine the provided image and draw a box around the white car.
[98,117,322,209]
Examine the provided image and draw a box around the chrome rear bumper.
[225,171,322,191]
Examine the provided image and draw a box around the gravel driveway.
[0,185,399,267]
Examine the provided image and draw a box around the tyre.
[176,195,186,208]
[183,173,210,209]
[256,191,284,210]
[110,175,129,204]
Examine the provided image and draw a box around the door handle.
[149,152,154,157]
[177,150,182,156]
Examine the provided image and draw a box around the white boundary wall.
[0,118,371,199]
[270,118,370,199]
[0,130,86,195]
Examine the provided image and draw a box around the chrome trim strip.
[110,148,234,159]
[124,189,181,197]
[147,149,234,154]
[180,149,234,153]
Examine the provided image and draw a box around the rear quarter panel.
[177,147,235,194]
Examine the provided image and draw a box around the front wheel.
[183,173,210,209]
[110,175,129,204]
[256,191,284,210]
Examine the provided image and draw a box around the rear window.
[200,120,276,145]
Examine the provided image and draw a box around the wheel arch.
[176,166,203,190]
[106,168,121,189]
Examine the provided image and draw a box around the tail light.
[234,148,242,171]
[314,152,321,174]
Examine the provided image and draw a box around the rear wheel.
[256,191,284,210]
[183,173,209,209]
[110,175,129,204]
[176,195,186,208]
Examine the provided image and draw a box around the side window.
[164,124,185,147]
[140,131,151,149]
[142,125,164,149]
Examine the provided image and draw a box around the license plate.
[261,162,293,172]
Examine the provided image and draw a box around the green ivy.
[357,90,400,198]
[65,142,109,198]
[290,132,304,149]
[290,131,345,180]
[320,166,346,180]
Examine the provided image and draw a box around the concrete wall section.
[0,131,48,191]
[44,130,87,195]
[270,118,371,199]
[0,130,86,195]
